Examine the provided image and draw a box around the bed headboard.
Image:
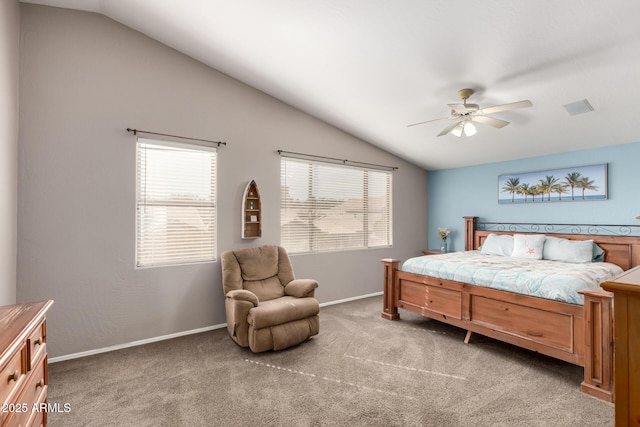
[463,216,640,270]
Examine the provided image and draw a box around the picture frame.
[498,163,607,204]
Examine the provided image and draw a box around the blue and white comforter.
[400,251,623,305]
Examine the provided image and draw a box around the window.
[136,138,217,267]
[280,156,392,254]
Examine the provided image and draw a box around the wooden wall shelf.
[242,180,261,239]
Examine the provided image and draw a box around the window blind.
[136,138,217,267]
[280,157,392,254]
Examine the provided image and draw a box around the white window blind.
[280,157,392,254]
[136,138,217,267]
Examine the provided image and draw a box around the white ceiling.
[21,0,640,170]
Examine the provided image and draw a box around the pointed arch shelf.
[242,180,262,239]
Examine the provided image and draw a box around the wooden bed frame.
[382,216,640,402]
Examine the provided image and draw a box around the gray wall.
[17,5,428,358]
[0,0,20,306]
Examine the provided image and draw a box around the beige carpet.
[47,296,613,426]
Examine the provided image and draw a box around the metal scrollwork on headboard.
[477,221,640,237]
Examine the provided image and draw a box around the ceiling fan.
[408,88,532,137]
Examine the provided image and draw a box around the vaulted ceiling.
[21,0,640,170]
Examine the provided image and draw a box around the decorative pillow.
[480,234,514,256]
[543,236,594,263]
[592,243,605,262]
[511,234,546,259]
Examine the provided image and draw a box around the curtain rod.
[127,128,227,146]
[277,150,398,171]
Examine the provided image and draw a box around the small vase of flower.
[438,227,451,253]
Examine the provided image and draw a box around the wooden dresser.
[0,300,53,427]
[601,266,640,426]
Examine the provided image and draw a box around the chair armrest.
[225,291,257,347]
[226,289,259,306]
[285,279,318,298]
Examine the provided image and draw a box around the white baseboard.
[48,292,383,364]
[318,291,382,307]
[48,323,228,363]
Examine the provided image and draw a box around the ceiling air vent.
[563,99,594,116]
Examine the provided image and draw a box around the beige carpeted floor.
[47,296,613,426]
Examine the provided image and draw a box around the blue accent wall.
[428,141,640,252]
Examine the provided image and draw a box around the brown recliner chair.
[220,245,320,352]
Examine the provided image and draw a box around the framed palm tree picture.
[498,163,607,204]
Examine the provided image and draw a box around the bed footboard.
[381,258,614,402]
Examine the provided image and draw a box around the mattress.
[400,251,623,304]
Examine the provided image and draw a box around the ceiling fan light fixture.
[451,123,464,137]
[463,121,477,136]
[452,121,476,137]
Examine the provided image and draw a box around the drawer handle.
[34,338,42,346]
[526,330,543,337]
[36,379,44,388]
[8,370,19,382]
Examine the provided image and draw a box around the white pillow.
[543,236,594,263]
[511,234,546,260]
[480,234,514,256]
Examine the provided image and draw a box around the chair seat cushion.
[248,296,319,330]
[244,275,285,301]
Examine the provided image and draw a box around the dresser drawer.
[0,345,28,425]
[20,356,46,414]
[30,407,46,427]
[27,322,46,371]
[4,357,47,427]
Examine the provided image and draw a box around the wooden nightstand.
[422,250,443,255]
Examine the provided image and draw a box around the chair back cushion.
[235,246,279,281]
[223,245,288,301]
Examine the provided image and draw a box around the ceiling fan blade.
[472,115,510,128]
[407,116,449,127]
[437,121,461,136]
[478,100,532,115]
